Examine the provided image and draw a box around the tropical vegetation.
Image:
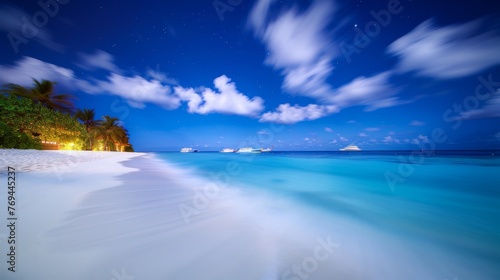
[0,79,134,152]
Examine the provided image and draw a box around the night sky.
[1,0,499,151]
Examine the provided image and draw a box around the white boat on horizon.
[220,148,236,153]
[340,145,361,151]
[180,147,198,153]
[260,147,272,152]
[236,147,262,154]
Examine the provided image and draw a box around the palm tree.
[75,109,102,131]
[113,127,131,152]
[75,108,101,150]
[97,116,126,151]
[2,79,74,114]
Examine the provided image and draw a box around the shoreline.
[0,149,498,279]
[0,149,337,279]
[0,149,284,279]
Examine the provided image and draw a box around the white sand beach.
[0,150,497,280]
[0,150,144,279]
[0,150,301,279]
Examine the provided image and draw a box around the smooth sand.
[0,150,143,279]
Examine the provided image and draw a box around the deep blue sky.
[1,0,499,151]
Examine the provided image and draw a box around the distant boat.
[236,147,262,154]
[180,148,198,153]
[260,147,272,152]
[340,145,361,151]
[220,148,236,153]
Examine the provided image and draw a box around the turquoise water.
[154,151,500,279]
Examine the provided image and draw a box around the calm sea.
[153,150,500,279]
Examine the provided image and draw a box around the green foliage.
[36,102,85,144]
[0,119,41,149]
[1,80,134,152]
[0,94,84,149]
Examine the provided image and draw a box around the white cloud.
[418,135,429,142]
[260,103,339,124]
[282,56,334,97]
[339,136,348,142]
[410,120,425,126]
[365,127,379,131]
[329,71,399,111]
[0,57,264,117]
[248,0,274,35]
[0,56,75,87]
[359,132,368,137]
[383,136,398,143]
[325,127,333,132]
[174,87,202,113]
[77,50,119,72]
[412,134,430,145]
[146,69,178,85]
[0,56,180,111]
[176,75,264,117]
[249,0,336,98]
[93,73,180,109]
[247,0,419,123]
[0,57,180,109]
[256,68,406,124]
[388,18,500,79]
[84,73,263,115]
[259,1,335,69]
[258,70,402,124]
[458,90,500,119]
